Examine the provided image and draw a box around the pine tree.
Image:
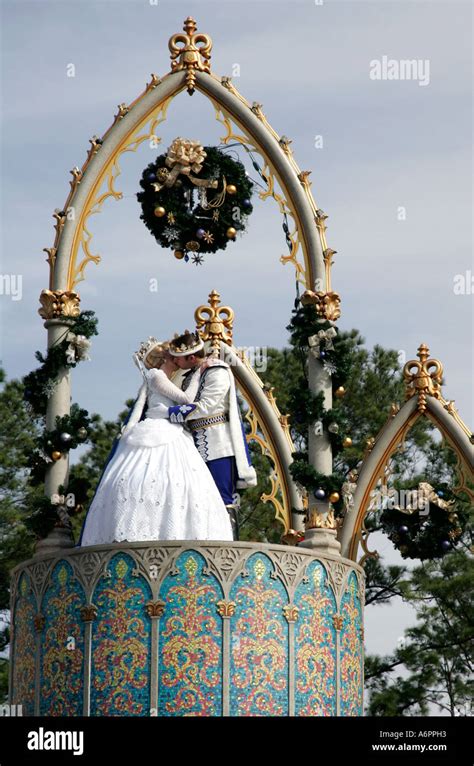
[365,550,473,716]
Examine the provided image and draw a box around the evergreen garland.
[23,311,98,416]
[22,310,98,537]
[285,302,352,514]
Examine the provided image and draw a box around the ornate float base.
[9,541,364,717]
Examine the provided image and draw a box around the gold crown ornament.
[169,330,204,357]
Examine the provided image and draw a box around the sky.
[0,0,472,665]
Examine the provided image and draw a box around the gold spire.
[194,289,234,349]
[168,17,212,95]
[403,344,443,413]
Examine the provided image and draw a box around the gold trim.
[68,98,174,289]
[438,396,473,441]
[210,102,307,287]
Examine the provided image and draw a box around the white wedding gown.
[79,367,233,545]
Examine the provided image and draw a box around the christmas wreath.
[379,482,467,559]
[137,138,254,264]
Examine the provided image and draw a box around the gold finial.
[403,344,444,413]
[417,343,430,364]
[168,17,212,95]
[194,289,234,349]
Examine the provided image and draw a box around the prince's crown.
[169,330,204,357]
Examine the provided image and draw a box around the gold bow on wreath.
[152,137,219,192]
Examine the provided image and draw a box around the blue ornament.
[314,488,326,500]
[145,171,156,182]
[437,490,444,498]
[440,540,451,551]
[184,254,189,262]
[399,525,409,534]
[319,350,326,359]
[196,229,206,239]
[242,199,251,208]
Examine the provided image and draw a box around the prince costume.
[167,332,257,539]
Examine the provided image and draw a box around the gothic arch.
[48,69,329,293]
[40,18,338,534]
[339,346,474,562]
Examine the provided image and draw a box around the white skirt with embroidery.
[79,417,233,545]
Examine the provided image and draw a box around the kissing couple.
[78,330,257,547]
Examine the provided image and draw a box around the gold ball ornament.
[342,436,352,448]
[226,184,237,195]
[329,492,340,503]
[153,206,166,218]
[335,386,346,398]
[51,451,62,461]
[174,250,185,260]
[226,227,237,239]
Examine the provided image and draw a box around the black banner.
[0,715,470,765]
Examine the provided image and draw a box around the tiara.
[135,336,162,363]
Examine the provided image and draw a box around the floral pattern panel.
[91,553,152,716]
[229,553,289,716]
[40,560,85,715]
[158,550,224,716]
[294,560,337,716]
